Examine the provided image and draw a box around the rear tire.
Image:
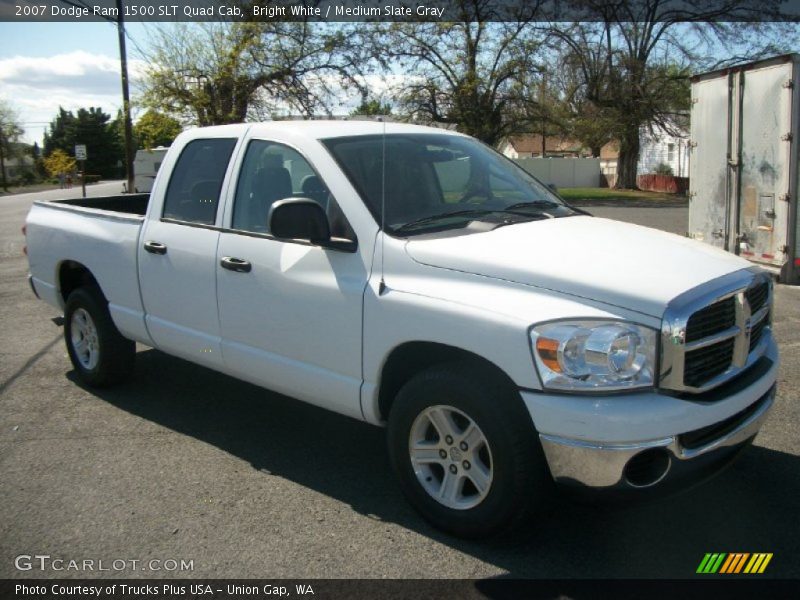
[387,361,551,538]
[64,286,135,387]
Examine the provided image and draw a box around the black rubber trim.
[159,218,358,253]
[27,274,40,299]
[679,385,775,450]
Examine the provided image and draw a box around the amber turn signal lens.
[535,337,561,373]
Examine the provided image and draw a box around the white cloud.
[0,50,146,144]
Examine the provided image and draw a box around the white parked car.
[24,121,779,537]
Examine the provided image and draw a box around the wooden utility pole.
[0,137,6,192]
[116,0,135,194]
[540,75,547,158]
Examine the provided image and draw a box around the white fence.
[513,157,601,188]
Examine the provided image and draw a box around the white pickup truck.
[24,121,779,538]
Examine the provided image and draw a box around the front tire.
[387,361,551,538]
[64,286,135,387]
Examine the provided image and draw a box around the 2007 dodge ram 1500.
[24,121,779,538]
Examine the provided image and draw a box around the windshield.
[322,133,577,235]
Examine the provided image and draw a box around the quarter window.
[162,138,236,225]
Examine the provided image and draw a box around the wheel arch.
[57,260,105,306]
[377,341,524,423]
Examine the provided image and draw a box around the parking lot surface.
[1,186,798,578]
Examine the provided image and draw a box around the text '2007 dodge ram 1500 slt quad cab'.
[24,121,779,538]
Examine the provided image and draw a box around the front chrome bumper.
[522,333,779,493]
[538,385,775,490]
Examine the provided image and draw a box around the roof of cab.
[185,120,464,141]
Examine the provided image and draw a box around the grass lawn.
[558,187,684,202]
[557,187,688,208]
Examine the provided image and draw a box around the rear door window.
[162,138,237,225]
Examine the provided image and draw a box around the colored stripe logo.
[696,553,773,574]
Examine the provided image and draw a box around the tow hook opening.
[624,448,672,488]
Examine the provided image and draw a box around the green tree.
[32,141,47,180]
[0,99,24,191]
[350,98,393,117]
[43,107,76,157]
[134,110,182,148]
[44,107,124,178]
[372,2,544,145]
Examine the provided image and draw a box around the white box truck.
[688,54,800,284]
[132,147,168,193]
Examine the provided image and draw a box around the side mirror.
[269,198,331,244]
[547,182,559,194]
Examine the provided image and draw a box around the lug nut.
[459,441,468,451]
[449,464,458,474]
[462,460,471,470]
[445,435,453,445]
[438,449,447,459]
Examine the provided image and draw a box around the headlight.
[530,320,657,391]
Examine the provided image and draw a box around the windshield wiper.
[504,200,561,211]
[393,209,501,233]
[504,200,590,217]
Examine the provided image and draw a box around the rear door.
[688,72,732,249]
[138,136,239,369]
[736,59,795,268]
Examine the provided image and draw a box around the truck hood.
[404,216,752,317]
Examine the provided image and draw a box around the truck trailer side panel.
[689,54,799,284]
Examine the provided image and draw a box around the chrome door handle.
[220,256,252,273]
[143,240,167,255]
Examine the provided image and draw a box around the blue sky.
[0,22,153,144]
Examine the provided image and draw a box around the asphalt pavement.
[1,186,798,579]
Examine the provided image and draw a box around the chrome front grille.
[749,314,768,352]
[684,338,735,388]
[660,269,773,393]
[746,281,769,314]
[684,297,736,343]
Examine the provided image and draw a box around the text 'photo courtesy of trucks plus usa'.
[2,1,800,596]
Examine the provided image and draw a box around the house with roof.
[598,121,690,179]
[498,134,592,159]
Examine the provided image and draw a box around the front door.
[216,138,367,420]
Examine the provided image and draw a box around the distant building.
[2,155,35,180]
[599,121,690,178]
[638,123,690,177]
[499,134,592,159]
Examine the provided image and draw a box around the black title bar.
[3,579,800,600]
[2,0,800,22]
